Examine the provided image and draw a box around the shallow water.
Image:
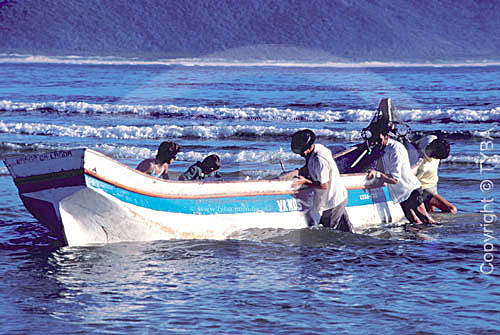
[1,213,499,334]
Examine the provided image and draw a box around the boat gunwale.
[86,170,389,200]
[5,147,420,200]
[88,147,375,184]
[85,168,304,199]
[86,149,394,198]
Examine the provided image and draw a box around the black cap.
[202,154,221,171]
[291,129,316,154]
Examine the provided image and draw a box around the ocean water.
[0,57,499,334]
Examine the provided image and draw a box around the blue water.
[1,59,499,334]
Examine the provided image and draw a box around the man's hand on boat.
[366,169,380,180]
[277,168,299,181]
[366,169,392,186]
[291,175,308,188]
[292,175,329,190]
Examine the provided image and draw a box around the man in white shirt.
[291,129,352,232]
[415,135,456,213]
[366,123,435,224]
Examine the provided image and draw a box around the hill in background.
[1,0,499,62]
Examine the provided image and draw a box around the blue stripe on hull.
[86,175,305,215]
[86,175,392,215]
[346,187,391,207]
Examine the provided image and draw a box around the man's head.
[157,141,180,164]
[291,129,316,157]
[369,120,391,148]
[427,139,450,159]
[200,154,221,174]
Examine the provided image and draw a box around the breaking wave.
[1,119,498,142]
[2,54,500,68]
[0,120,363,141]
[1,141,497,169]
[1,100,500,123]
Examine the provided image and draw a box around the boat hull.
[4,148,405,246]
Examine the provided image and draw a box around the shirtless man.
[136,141,180,180]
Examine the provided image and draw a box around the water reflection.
[2,213,497,334]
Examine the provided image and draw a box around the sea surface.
[0,56,499,334]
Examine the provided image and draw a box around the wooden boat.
[3,142,420,246]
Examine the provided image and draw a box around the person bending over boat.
[366,122,435,224]
[136,141,180,180]
[179,154,221,181]
[415,135,457,213]
[290,129,353,232]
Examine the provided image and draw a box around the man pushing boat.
[365,121,436,225]
[289,129,353,232]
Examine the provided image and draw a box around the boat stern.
[3,149,87,241]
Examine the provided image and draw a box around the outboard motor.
[347,98,409,172]
[361,97,408,147]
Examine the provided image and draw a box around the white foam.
[0,100,345,121]
[83,144,297,164]
[83,145,500,168]
[0,100,162,115]
[93,143,153,160]
[0,121,362,141]
[472,129,500,138]
[2,138,496,172]
[2,100,500,123]
[2,53,500,68]
[398,108,500,123]
[443,154,499,166]
[0,166,8,175]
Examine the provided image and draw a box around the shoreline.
[2,53,500,68]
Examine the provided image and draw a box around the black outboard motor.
[338,98,410,173]
[361,97,408,148]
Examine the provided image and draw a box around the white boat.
[3,144,416,246]
[5,98,423,246]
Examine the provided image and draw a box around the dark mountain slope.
[1,0,499,61]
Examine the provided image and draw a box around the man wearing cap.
[366,122,435,224]
[290,129,353,232]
